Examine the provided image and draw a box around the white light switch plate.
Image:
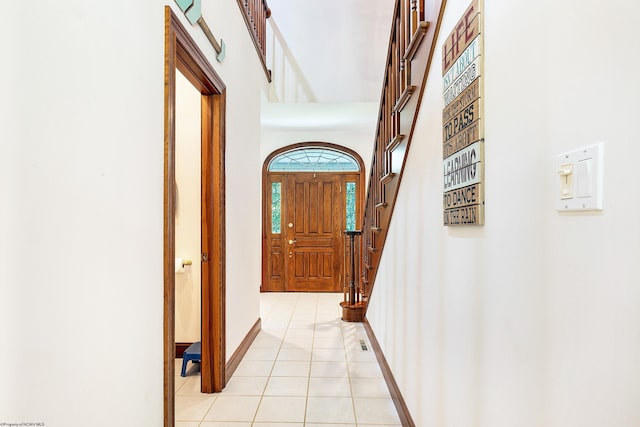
[556,142,603,212]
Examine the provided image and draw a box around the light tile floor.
[175,292,402,426]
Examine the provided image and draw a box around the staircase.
[360,0,447,308]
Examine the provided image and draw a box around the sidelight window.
[271,182,281,233]
[346,182,356,231]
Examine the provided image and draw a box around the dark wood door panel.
[287,173,341,292]
[292,251,334,276]
[269,238,284,278]
[294,237,333,247]
[293,179,335,235]
[289,251,335,291]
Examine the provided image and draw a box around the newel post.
[340,230,365,322]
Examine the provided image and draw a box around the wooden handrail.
[360,0,446,313]
[236,0,272,82]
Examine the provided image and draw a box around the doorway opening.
[174,69,202,375]
[262,143,364,293]
[164,7,226,426]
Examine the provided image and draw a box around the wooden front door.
[286,173,340,292]
[263,172,360,292]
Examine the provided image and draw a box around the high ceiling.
[262,0,395,132]
[266,0,395,103]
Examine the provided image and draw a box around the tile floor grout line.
[178,293,401,426]
[263,292,295,424]
[301,294,319,425]
[343,311,360,427]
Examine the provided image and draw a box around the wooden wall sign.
[442,0,484,226]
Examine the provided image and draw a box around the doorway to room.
[164,7,226,426]
[174,68,202,374]
[262,143,364,293]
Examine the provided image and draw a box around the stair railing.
[236,0,272,81]
[360,0,446,310]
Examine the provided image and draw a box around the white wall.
[261,4,380,178]
[175,70,202,343]
[366,1,640,426]
[200,0,264,356]
[260,108,375,174]
[265,0,393,103]
[0,0,264,425]
[0,2,166,425]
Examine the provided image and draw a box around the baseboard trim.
[363,318,416,427]
[175,342,193,359]
[225,318,262,383]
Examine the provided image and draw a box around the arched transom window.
[268,147,360,172]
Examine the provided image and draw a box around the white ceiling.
[266,0,395,103]
[262,0,395,132]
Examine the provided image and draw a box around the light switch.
[558,163,573,199]
[576,159,591,198]
[556,143,603,212]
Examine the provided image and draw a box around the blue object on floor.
[180,341,201,377]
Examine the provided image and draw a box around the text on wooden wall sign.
[442,0,484,226]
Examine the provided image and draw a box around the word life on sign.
[442,0,484,226]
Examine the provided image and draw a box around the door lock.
[201,252,209,262]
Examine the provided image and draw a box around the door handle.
[288,239,297,244]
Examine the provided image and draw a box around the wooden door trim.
[164,7,226,426]
[261,142,365,292]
